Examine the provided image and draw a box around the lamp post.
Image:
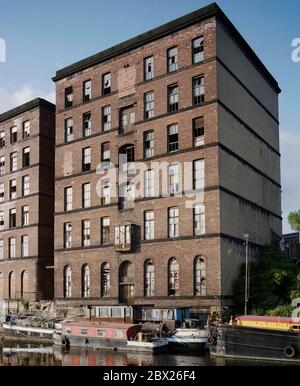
[244,234,249,315]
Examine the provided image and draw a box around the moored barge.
[208,315,300,363]
[53,321,168,353]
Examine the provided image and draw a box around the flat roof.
[52,3,280,93]
[0,98,55,124]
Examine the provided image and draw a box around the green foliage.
[288,210,300,232]
[233,246,300,315]
[266,305,294,317]
[21,299,29,310]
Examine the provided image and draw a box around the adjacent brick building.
[52,3,282,313]
[0,98,55,303]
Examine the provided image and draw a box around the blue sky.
[0,0,299,233]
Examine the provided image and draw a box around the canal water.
[0,342,283,366]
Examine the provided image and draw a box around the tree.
[288,210,300,232]
[233,246,300,315]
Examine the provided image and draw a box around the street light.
[244,234,250,315]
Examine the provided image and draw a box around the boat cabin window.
[65,328,72,334]
[97,329,105,337]
[115,329,125,338]
[99,307,110,318]
[80,328,88,335]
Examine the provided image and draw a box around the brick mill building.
[0,98,55,305]
[52,3,281,313]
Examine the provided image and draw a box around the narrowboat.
[53,321,168,353]
[208,315,300,363]
[2,315,66,343]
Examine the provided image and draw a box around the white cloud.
[280,130,300,233]
[0,85,55,114]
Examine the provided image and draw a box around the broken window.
[64,118,73,142]
[0,183,4,202]
[10,126,17,144]
[101,142,110,163]
[9,208,16,228]
[102,73,111,95]
[22,121,30,139]
[193,76,205,105]
[65,86,73,108]
[119,144,135,163]
[64,222,72,249]
[194,256,206,296]
[0,131,5,148]
[168,84,179,112]
[82,147,91,172]
[144,56,154,81]
[83,80,91,102]
[193,117,204,147]
[167,46,178,72]
[9,179,17,200]
[22,147,30,168]
[0,156,4,175]
[83,112,92,137]
[192,37,204,64]
[144,130,154,158]
[101,179,110,205]
[168,124,179,153]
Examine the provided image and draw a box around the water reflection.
[0,342,209,366]
[1,343,293,366]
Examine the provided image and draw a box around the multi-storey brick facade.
[52,3,281,313]
[0,98,55,302]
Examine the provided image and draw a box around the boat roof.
[236,315,300,324]
[63,320,140,329]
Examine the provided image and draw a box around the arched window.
[118,261,134,303]
[9,271,16,299]
[144,260,155,296]
[21,271,29,299]
[0,272,4,299]
[64,266,72,298]
[194,256,206,296]
[82,264,90,298]
[101,263,110,297]
[168,257,179,296]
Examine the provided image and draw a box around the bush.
[233,245,300,315]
